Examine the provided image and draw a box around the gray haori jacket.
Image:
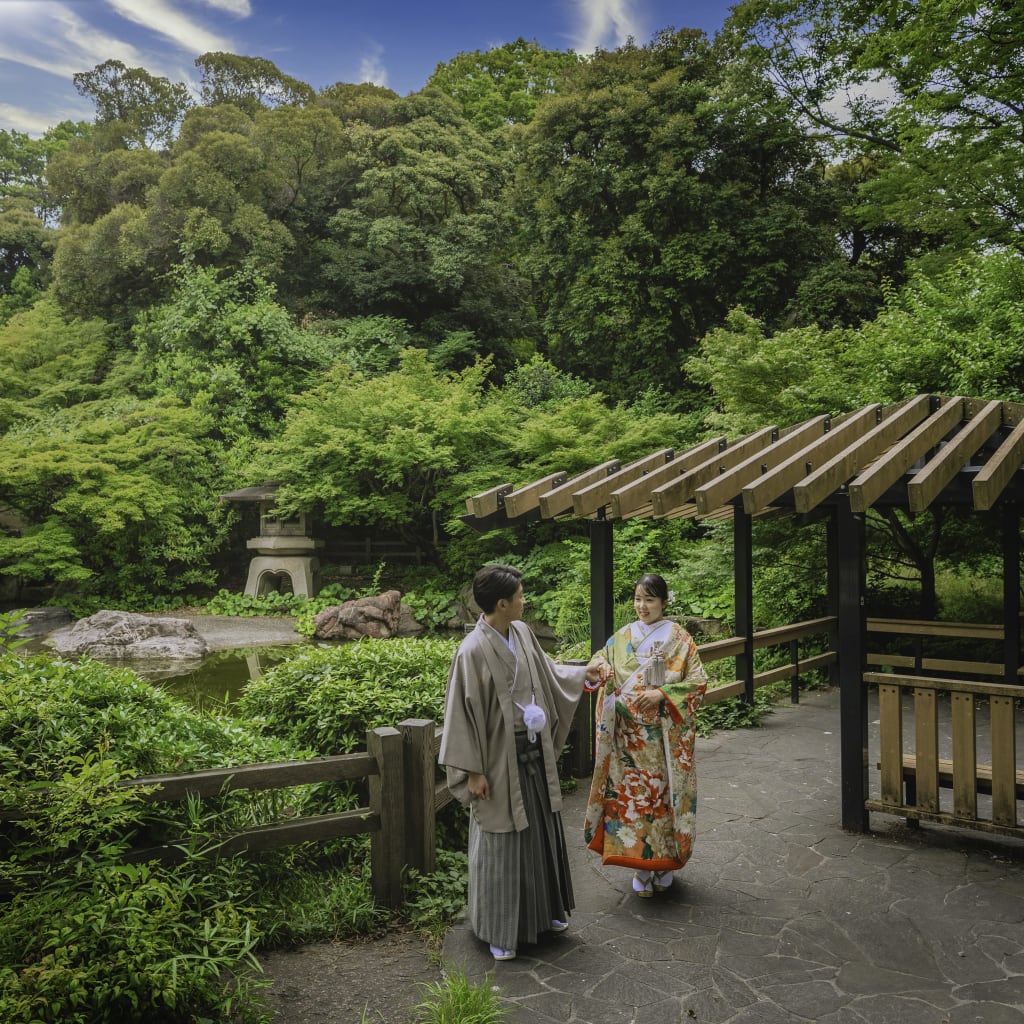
[439,618,588,833]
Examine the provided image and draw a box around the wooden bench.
[891,754,1024,802]
[865,671,1023,838]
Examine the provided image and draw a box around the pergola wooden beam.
[974,417,1024,511]
[792,396,932,514]
[538,460,621,518]
[907,400,1004,513]
[503,472,568,519]
[468,483,513,518]
[848,397,965,513]
[742,405,883,515]
[610,436,726,519]
[572,449,674,517]
[694,416,832,516]
[651,426,778,517]
[465,394,1024,525]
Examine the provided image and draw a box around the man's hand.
[467,771,490,800]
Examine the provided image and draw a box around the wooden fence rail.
[864,670,1023,839]
[866,617,1024,680]
[3,617,839,907]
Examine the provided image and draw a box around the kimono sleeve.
[437,645,486,807]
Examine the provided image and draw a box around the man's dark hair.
[473,563,523,614]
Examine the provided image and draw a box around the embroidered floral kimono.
[584,619,708,871]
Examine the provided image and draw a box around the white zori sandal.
[653,870,674,892]
[489,944,516,961]
[632,871,654,898]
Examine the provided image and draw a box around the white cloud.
[359,44,388,88]
[0,99,82,136]
[570,0,644,53]
[194,0,252,15]
[0,2,148,79]
[103,0,233,54]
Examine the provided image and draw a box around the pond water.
[18,633,314,712]
[147,644,311,709]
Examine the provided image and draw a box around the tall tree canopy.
[511,29,845,403]
[728,0,1024,260]
[72,60,192,150]
[195,52,315,115]
[428,38,582,132]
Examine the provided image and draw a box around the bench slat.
[895,755,1024,796]
[879,684,904,805]
[913,687,940,812]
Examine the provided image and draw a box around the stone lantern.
[220,484,324,598]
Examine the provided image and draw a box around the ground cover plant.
[0,631,461,1023]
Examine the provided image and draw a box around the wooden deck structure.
[462,394,1024,836]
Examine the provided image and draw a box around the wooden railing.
[2,719,453,909]
[866,617,1021,679]
[697,616,837,706]
[864,671,1023,838]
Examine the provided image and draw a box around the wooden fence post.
[368,726,405,908]
[400,718,437,877]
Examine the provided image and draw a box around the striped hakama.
[467,732,574,950]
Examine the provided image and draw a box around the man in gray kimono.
[439,563,602,961]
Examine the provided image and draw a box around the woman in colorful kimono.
[439,564,603,961]
[585,573,708,898]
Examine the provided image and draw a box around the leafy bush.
[0,647,357,1022]
[403,849,469,947]
[237,637,458,752]
[0,856,269,1024]
[0,651,301,780]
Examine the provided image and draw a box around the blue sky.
[0,0,737,136]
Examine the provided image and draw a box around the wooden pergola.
[462,394,1024,831]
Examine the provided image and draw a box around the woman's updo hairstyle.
[635,573,669,602]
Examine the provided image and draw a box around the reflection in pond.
[148,644,311,710]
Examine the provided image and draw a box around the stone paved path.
[443,688,1024,1023]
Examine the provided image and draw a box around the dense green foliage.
[237,636,457,752]
[0,10,1020,621]
[0,636,466,1021]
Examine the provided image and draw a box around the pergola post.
[826,513,840,690]
[1003,503,1021,685]
[835,493,869,832]
[590,511,615,654]
[563,512,615,778]
[734,507,754,704]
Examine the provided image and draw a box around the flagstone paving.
[443,688,1024,1023]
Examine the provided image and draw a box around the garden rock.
[15,606,72,637]
[50,610,210,660]
[397,603,425,637]
[445,583,480,630]
[313,590,402,640]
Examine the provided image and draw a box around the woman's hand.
[467,772,490,801]
[635,688,664,714]
[585,664,607,686]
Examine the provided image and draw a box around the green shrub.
[403,849,469,947]
[0,648,344,1022]
[0,856,268,1024]
[237,637,458,753]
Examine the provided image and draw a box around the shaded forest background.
[1,0,1021,629]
